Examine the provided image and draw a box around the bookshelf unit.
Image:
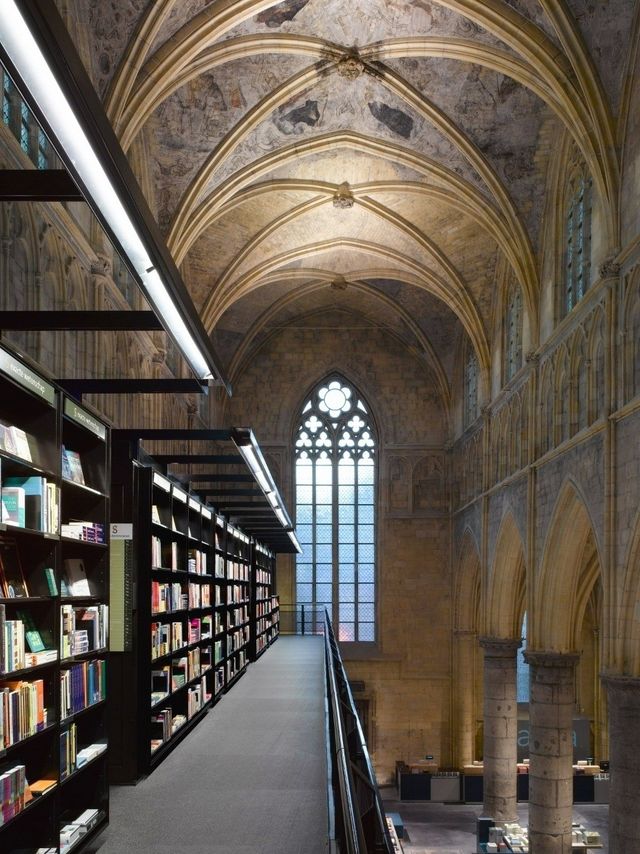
[0,341,110,854]
[251,542,279,661]
[224,525,251,689]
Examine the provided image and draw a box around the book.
[8,426,32,462]
[63,559,91,597]
[0,424,17,456]
[28,778,56,797]
[16,610,45,653]
[44,567,57,596]
[1,487,25,528]
[62,448,85,485]
[0,537,29,597]
[3,477,47,531]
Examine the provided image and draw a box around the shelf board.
[0,523,59,542]
[0,721,57,758]
[1,658,59,678]
[0,595,56,604]
[149,702,210,766]
[151,609,188,618]
[61,478,107,498]
[61,647,108,664]
[60,595,104,604]
[0,451,57,479]
[60,698,106,725]
[0,780,58,831]
[151,645,188,664]
[60,536,107,548]
[151,566,186,575]
[152,522,187,539]
[64,814,108,854]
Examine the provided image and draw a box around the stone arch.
[532,480,603,651]
[486,511,526,640]
[453,529,482,766]
[619,510,640,677]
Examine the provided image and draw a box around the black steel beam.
[153,454,243,465]
[58,379,208,401]
[0,169,82,201]
[112,429,230,441]
[174,474,254,483]
[193,488,263,497]
[0,311,163,331]
[2,2,231,393]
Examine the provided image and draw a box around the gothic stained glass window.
[564,173,592,316]
[505,282,523,382]
[295,378,376,642]
[464,349,479,428]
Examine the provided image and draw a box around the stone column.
[604,674,640,852]
[480,637,521,822]
[525,651,579,853]
[455,629,477,767]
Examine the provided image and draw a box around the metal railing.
[279,604,324,636]
[323,609,394,854]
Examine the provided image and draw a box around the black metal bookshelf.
[250,542,279,661]
[0,340,110,854]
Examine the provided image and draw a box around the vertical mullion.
[354,452,359,640]
[312,454,317,622]
[332,441,338,630]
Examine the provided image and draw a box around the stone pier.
[480,637,521,822]
[525,651,579,853]
[456,629,478,767]
[604,674,640,853]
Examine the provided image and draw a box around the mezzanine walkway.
[89,636,327,854]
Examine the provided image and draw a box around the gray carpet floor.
[89,636,328,854]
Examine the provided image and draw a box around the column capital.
[524,649,579,668]
[479,636,521,656]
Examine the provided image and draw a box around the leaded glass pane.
[316,459,332,484]
[339,504,355,523]
[339,565,355,582]
[297,486,313,505]
[358,458,375,483]
[338,456,355,483]
[359,544,375,562]
[316,504,331,524]
[316,583,332,602]
[296,504,313,524]
[315,485,332,504]
[297,524,313,545]
[358,485,374,504]
[296,458,313,483]
[316,525,332,544]
[339,524,354,543]
[339,542,355,562]
[297,584,313,603]
[358,623,375,642]
[358,505,374,524]
[358,525,374,543]
[316,565,332,583]
[359,565,375,582]
[339,624,355,642]
[359,603,375,621]
[338,484,355,503]
[358,583,375,602]
[315,543,332,563]
[340,584,355,602]
[297,566,312,583]
[339,603,356,622]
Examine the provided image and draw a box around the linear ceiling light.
[288,531,302,553]
[232,428,294,530]
[0,2,224,384]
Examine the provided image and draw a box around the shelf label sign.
[110,522,133,540]
[0,348,55,405]
[64,399,107,440]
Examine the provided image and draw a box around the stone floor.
[381,790,609,853]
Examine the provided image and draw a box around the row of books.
[215,612,224,635]
[214,666,225,695]
[60,658,106,720]
[255,569,272,585]
[151,536,179,570]
[60,520,105,544]
[0,423,35,463]
[60,722,106,781]
[214,554,225,577]
[188,582,210,609]
[60,808,104,853]
[0,605,57,673]
[228,584,249,605]
[0,678,46,747]
[150,708,187,753]
[256,616,275,637]
[188,616,212,645]
[226,649,247,683]
[60,605,108,658]
[187,678,209,718]
[151,581,187,614]
[187,548,207,575]
[1,477,59,533]
[228,625,250,653]
[228,605,248,628]
[0,763,27,826]
[151,621,184,660]
[228,560,250,581]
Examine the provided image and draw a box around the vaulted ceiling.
[61,0,635,403]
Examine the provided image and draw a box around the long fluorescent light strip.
[0,3,213,380]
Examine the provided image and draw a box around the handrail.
[323,609,394,854]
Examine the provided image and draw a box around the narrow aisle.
[91,636,327,854]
